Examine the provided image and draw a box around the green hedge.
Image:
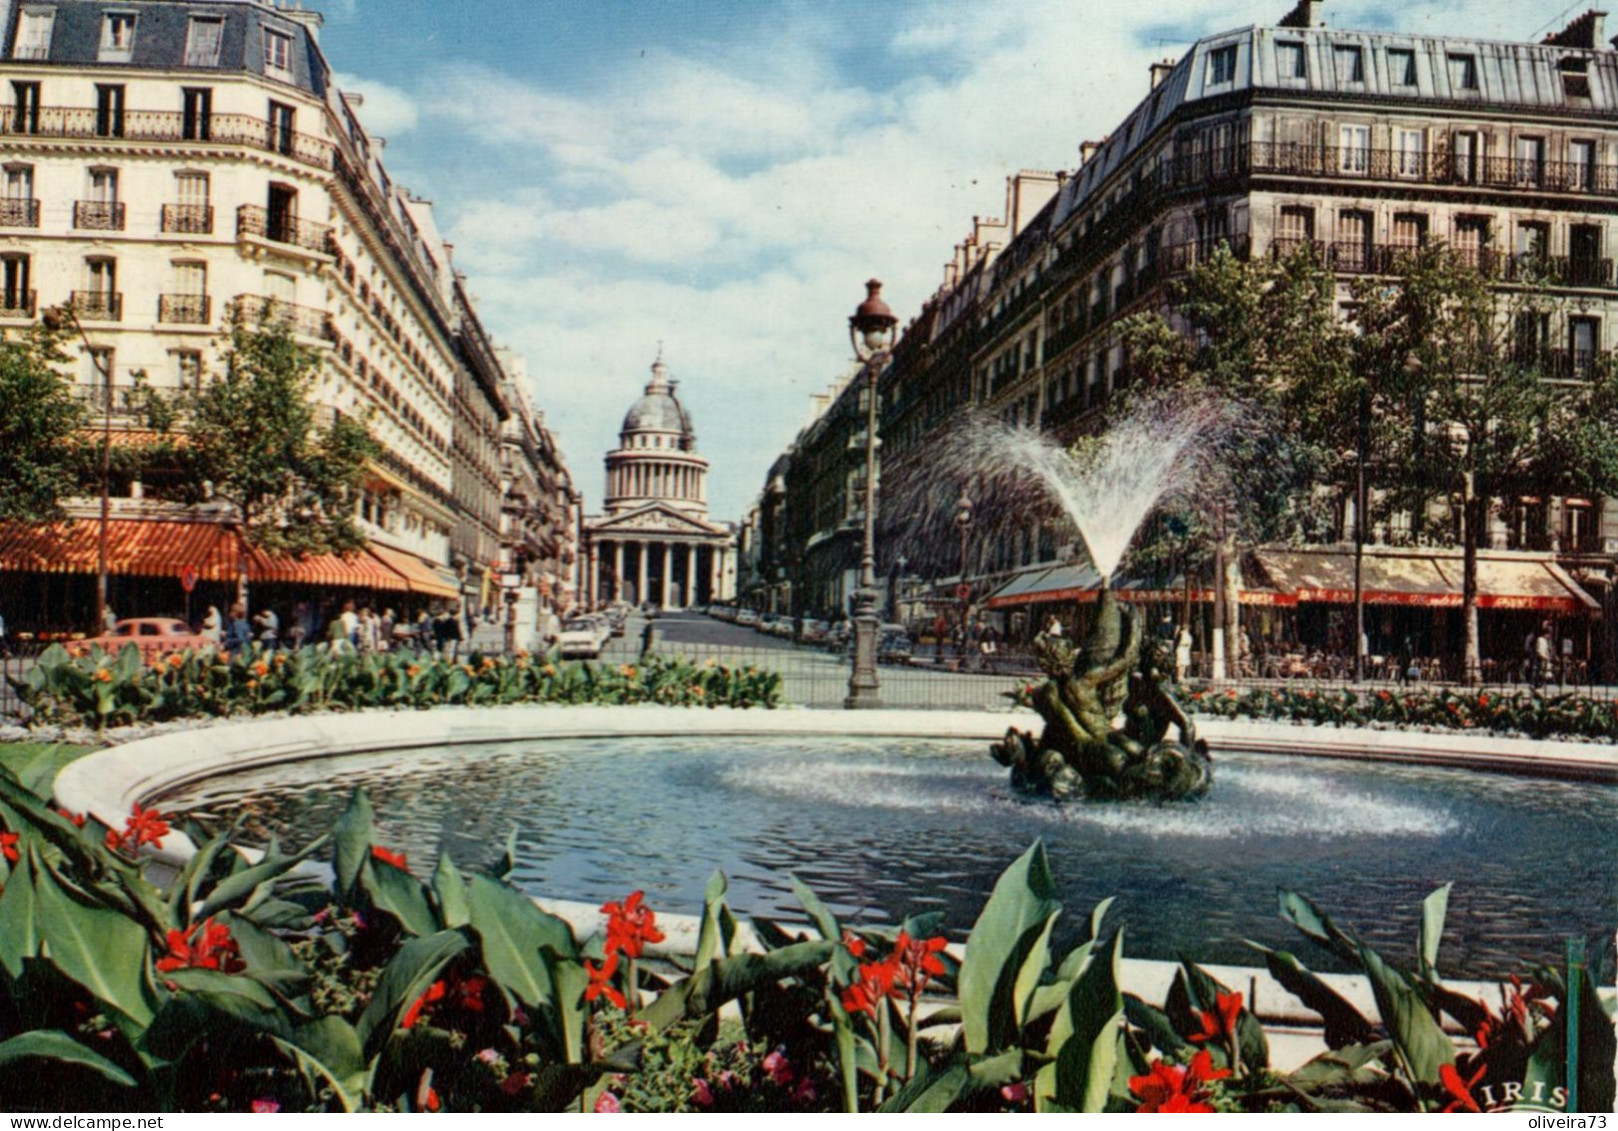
[9,643,782,728]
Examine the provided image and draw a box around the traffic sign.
[956,583,971,600]
[180,566,199,593]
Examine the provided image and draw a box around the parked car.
[736,608,760,627]
[70,618,213,659]
[801,619,831,644]
[878,626,915,664]
[557,616,610,659]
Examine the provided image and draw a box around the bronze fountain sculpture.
[991,581,1213,803]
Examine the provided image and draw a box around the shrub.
[8,644,783,729]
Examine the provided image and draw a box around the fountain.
[942,401,1226,802]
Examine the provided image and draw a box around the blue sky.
[317,0,1581,522]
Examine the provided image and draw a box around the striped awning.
[244,542,409,592]
[0,519,237,580]
[368,543,460,598]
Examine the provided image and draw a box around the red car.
[70,618,214,659]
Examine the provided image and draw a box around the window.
[185,16,223,67]
[1560,57,1592,102]
[174,170,209,205]
[14,9,54,60]
[1276,205,1314,251]
[1515,136,1545,186]
[1570,140,1596,191]
[1515,311,1550,364]
[1388,48,1417,86]
[1515,222,1549,261]
[11,81,40,134]
[1277,41,1306,79]
[1333,45,1364,83]
[1569,317,1599,379]
[95,84,125,138]
[1454,216,1491,270]
[265,270,296,304]
[1447,53,1478,91]
[84,346,114,391]
[1394,128,1424,177]
[268,101,295,156]
[1451,130,1480,184]
[1335,210,1373,272]
[88,168,119,203]
[3,165,33,200]
[173,351,203,390]
[99,12,136,61]
[1207,45,1237,85]
[1338,124,1370,174]
[173,261,206,295]
[182,87,212,140]
[1570,224,1603,284]
[1391,212,1427,250]
[263,29,294,77]
[85,258,116,295]
[1,253,32,315]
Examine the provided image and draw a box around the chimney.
[281,2,324,43]
[1541,9,1608,49]
[1278,0,1323,29]
[1150,60,1176,89]
[1079,139,1102,166]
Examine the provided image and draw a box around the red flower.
[1440,1062,1486,1113]
[401,979,447,1029]
[250,1098,280,1114]
[1000,1082,1029,1105]
[761,1048,794,1086]
[372,845,409,870]
[1188,989,1243,1045]
[584,950,626,1010]
[601,891,665,959]
[500,1071,532,1097]
[121,804,170,851]
[156,917,246,975]
[691,1078,714,1107]
[841,929,866,958]
[0,830,17,864]
[1129,1050,1230,1114]
[451,973,487,1013]
[892,931,949,999]
[423,1087,441,1113]
[594,1091,621,1113]
[55,809,87,828]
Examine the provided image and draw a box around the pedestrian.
[253,605,279,650]
[415,609,433,653]
[979,625,999,673]
[640,615,657,660]
[355,607,375,654]
[201,604,223,645]
[339,601,359,648]
[437,604,464,661]
[1045,615,1064,638]
[1397,635,1413,686]
[103,605,118,632]
[224,602,253,654]
[1532,621,1553,689]
[1175,625,1193,683]
[379,608,396,653]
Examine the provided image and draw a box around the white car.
[557,617,610,659]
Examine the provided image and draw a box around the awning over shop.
[1463,557,1600,612]
[368,543,461,599]
[1252,547,1600,615]
[0,519,237,580]
[244,542,409,592]
[985,562,1103,608]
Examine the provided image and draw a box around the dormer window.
[1447,53,1478,91]
[1388,48,1417,86]
[185,17,223,67]
[263,29,294,79]
[1333,45,1364,84]
[99,12,136,62]
[14,9,54,61]
[1277,41,1306,79]
[1207,45,1237,85]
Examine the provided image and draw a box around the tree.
[170,320,380,608]
[1351,242,1618,682]
[0,323,86,523]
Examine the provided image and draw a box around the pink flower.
[476,1048,500,1065]
[594,1091,621,1113]
[500,1072,531,1097]
[762,1048,794,1086]
[691,1078,714,1107]
[1001,1082,1029,1105]
[250,1098,280,1114]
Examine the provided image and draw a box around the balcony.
[69,290,122,321]
[73,200,125,231]
[0,107,333,170]
[237,205,334,256]
[70,384,147,419]
[0,290,35,318]
[161,203,214,235]
[158,293,212,325]
[0,197,39,228]
[1247,141,1618,199]
[231,294,334,343]
[1546,348,1612,381]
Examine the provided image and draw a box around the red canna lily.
[55,809,87,828]
[371,845,409,870]
[584,950,627,1010]
[1129,1050,1229,1114]
[156,917,246,975]
[1188,989,1244,1045]
[892,931,950,999]
[0,830,17,864]
[1440,1062,1486,1113]
[601,890,665,959]
[401,979,448,1029]
[123,804,170,850]
[841,929,866,958]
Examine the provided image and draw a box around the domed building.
[583,353,736,608]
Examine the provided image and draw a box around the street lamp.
[1445,416,1482,686]
[44,304,113,632]
[845,279,898,709]
[954,492,974,663]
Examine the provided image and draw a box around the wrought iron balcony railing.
[0,106,333,169]
[70,384,146,418]
[161,203,214,235]
[73,200,125,230]
[158,293,212,324]
[0,197,39,227]
[0,289,35,318]
[231,294,335,343]
[69,290,121,321]
[236,204,334,255]
[1247,141,1618,198]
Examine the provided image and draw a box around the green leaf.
[360,857,439,938]
[1417,883,1451,980]
[431,853,469,929]
[1249,943,1375,1049]
[1288,1040,1393,1090]
[195,837,327,922]
[789,873,842,942]
[355,929,469,1058]
[1044,930,1124,1112]
[0,1030,137,1089]
[273,1017,368,1112]
[638,941,835,1032]
[466,874,576,1009]
[1356,941,1454,1087]
[960,841,1062,1055]
[1277,890,1359,964]
[33,847,155,1025]
[331,788,373,904]
[693,870,736,969]
[0,845,41,978]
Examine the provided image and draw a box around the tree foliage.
[171,322,380,556]
[0,323,87,524]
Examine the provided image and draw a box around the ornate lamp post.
[845,279,898,709]
[44,304,113,631]
[954,492,974,663]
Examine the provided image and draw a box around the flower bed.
[0,761,1610,1113]
[1181,685,1618,743]
[9,643,782,728]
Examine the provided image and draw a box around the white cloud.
[333,71,420,137]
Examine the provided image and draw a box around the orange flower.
[168,653,185,669]
[584,950,626,1010]
[156,917,246,975]
[95,669,113,684]
[122,804,170,850]
[601,890,665,959]
[372,845,409,870]
[252,661,270,677]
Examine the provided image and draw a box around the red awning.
[367,543,459,598]
[244,543,409,592]
[1253,548,1599,615]
[0,519,237,580]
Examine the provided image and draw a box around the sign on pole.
[956,582,971,600]
[180,566,199,593]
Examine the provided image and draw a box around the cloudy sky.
[320,0,1580,521]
